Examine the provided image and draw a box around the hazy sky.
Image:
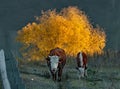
[0,0,120,50]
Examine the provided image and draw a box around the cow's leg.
[78,67,84,78]
[81,68,84,78]
[52,73,57,81]
[51,71,57,81]
[84,69,87,77]
[54,74,57,81]
[78,71,81,79]
[58,68,62,82]
[84,66,88,77]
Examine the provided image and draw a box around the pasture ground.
[18,55,120,89]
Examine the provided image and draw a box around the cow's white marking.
[49,56,59,73]
[78,52,86,78]
[79,52,83,67]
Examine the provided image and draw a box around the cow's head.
[48,55,60,74]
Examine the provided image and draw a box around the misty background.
[0,0,120,56]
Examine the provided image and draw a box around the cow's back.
[76,52,87,67]
[49,47,66,62]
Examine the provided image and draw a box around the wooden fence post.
[0,49,11,89]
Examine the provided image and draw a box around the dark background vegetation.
[0,0,120,56]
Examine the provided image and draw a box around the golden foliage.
[16,6,106,60]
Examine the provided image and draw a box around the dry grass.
[18,50,120,89]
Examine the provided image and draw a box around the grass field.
[18,54,120,89]
[20,66,120,89]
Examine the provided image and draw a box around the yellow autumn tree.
[16,6,106,60]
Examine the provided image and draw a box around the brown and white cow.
[46,47,66,81]
[76,52,88,78]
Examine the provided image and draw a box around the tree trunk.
[0,49,11,89]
